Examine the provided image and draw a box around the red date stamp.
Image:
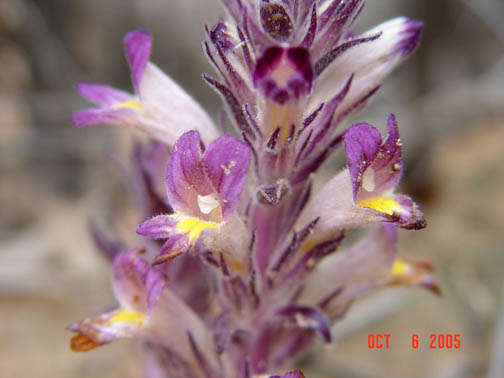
[412,334,462,349]
[367,334,391,349]
[367,334,462,350]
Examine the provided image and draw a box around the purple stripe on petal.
[124,29,152,93]
[112,249,149,312]
[203,134,251,218]
[70,107,135,128]
[345,115,403,202]
[344,123,382,198]
[145,267,168,315]
[165,131,213,216]
[395,19,423,57]
[76,83,132,106]
[366,114,403,196]
[314,32,382,76]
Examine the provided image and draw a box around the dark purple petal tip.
[253,46,313,103]
[396,19,423,57]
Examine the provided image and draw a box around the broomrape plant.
[68,1,439,377]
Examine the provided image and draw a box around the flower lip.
[344,114,402,201]
[253,46,313,104]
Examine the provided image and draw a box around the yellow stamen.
[357,197,401,215]
[110,310,146,325]
[390,259,410,277]
[115,100,142,109]
[177,217,218,242]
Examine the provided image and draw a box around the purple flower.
[72,30,218,146]
[68,249,222,375]
[69,1,438,377]
[136,130,251,267]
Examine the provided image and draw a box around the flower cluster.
[69,1,439,377]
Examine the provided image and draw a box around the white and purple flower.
[69,1,438,377]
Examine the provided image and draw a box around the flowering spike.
[69,2,436,377]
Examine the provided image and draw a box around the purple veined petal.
[343,115,402,201]
[136,215,178,239]
[310,17,423,123]
[165,131,214,216]
[203,134,251,218]
[296,166,424,254]
[131,140,173,218]
[343,122,382,199]
[112,249,150,312]
[76,83,132,107]
[300,226,397,310]
[148,292,223,375]
[154,234,190,265]
[124,29,152,93]
[139,63,219,146]
[314,0,364,53]
[358,114,403,200]
[70,251,221,373]
[145,267,168,315]
[70,106,139,128]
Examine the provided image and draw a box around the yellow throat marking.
[110,310,146,325]
[390,259,411,277]
[115,100,142,110]
[177,217,218,242]
[357,197,401,215]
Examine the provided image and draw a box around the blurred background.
[1,0,503,377]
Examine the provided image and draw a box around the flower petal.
[165,131,213,216]
[301,226,397,312]
[70,106,138,128]
[112,249,150,313]
[139,63,219,145]
[311,17,423,120]
[69,250,221,373]
[76,83,132,106]
[203,134,251,218]
[344,122,382,198]
[136,215,178,240]
[124,29,152,93]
